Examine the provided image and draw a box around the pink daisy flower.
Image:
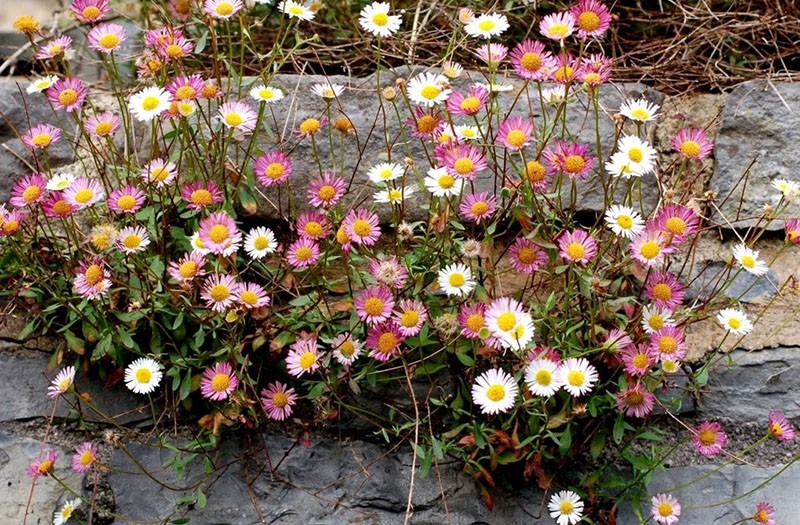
[767,410,796,441]
[0,209,24,236]
[286,237,321,268]
[331,333,363,366]
[198,211,241,256]
[22,123,61,149]
[201,274,241,312]
[509,39,554,81]
[10,173,47,208]
[71,0,111,23]
[522,159,552,191]
[48,366,76,397]
[141,158,177,187]
[261,381,297,421]
[73,258,111,299]
[180,181,223,211]
[672,127,714,161]
[645,271,686,311]
[621,344,655,377]
[254,151,292,187]
[650,325,687,362]
[474,42,508,65]
[440,144,488,180]
[154,30,194,60]
[307,172,346,208]
[64,177,104,209]
[87,22,127,54]
[235,282,271,309]
[46,77,88,112]
[651,493,681,525]
[42,192,75,218]
[296,211,331,241]
[204,0,243,19]
[630,228,675,267]
[458,302,487,339]
[71,442,97,473]
[200,362,239,401]
[35,36,73,60]
[394,298,428,337]
[558,229,598,264]
[497,116,534,152]
[544,140,594,180]
[168,252,207,283]
[603,329,634,354]
[168,0,194,21]
[508,237,547,274]
[117,225,150,254]
[406,107,443,139]
[27,450,57,479]
[107,185,146,214]
[367,322,405,362]
[654,204,701,243]
[286,337,322,377]
[539,11,575,42]
[753,501,776,525]
[693,420,727,456]
[784,218,800,244]
[616,382,655,418]
[446,85,489,117]
[571,0,612,40]
[343,208,381,246]
[85,111,121,137]
[551,52,581,84]
[355,285,395,326]
[460,191,497,224]
[579,53,613,86]
[218,100,257,134]
[166,74,205,101]
[369,257,408,289]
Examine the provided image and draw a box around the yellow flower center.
[754,510,769,522]
[466,313,485,333]
[548,23,569,38]
[727,317,741,329]
[553,65,575,83]
[496,312,516,332]
[1,220,18,235]
[211,373,231,392]
[82,6,101,20]
[453,158,475,175]
[22,185,42,203]
[417,115,437,133]
[516,246,537,265]
[225,113,243,127]
[266,162,285,180]
[289,5,305,15]
[628,147,643,163]
[352,219,371,237]
[525,160,546,182]
[632,354,649,369]
[122,234,141,249]
[191,189,213,206]
[113,195,134,210]
[339,340,355,357]
[740,255,756,269]
[179,261,198,278]
[658,336,677,354]
[377,332,398,354]
[240,290,259,305]
[57,377,72,390]
[59,89,78,106]
[567,370,585,387]
[583,72,602,85]
[175,86,196,100]
[363,297,385,317]
[135,368,152,383]
[563,155,585,173]
[657,502,673,517]
[535,369,552,386]
[505,129,527,149]
[142,96,161,111]
[560,500,575,514]
[648,314,665,331]
[630,108,650,121]
[73,188,94,204]
[176,0,191,14]
[53,201,72,215]
[317,185,336,201]
[304,221,323,237]
[485,384,505,402]
[13,16,39,33]
[208,224,229,243]
[215,2,234,16]
[37,459,53,474]
[400,310,419,328]
[578,11,600,31]
[166,44,184,58]
[437,174,455,189]
[80,450,95,466]
[295,246,313,261]
[639,241,661,260]
[209,284,230,302]
[420,85,441,100]
[566,242,586,260]
[372,12,389,26]
[99,33,120,50]
[470,201,489,217]
[448,273,465,287]
[770,422,783,437]
[253,236,270,250]
[299,118,321,135]
[32,134,52,147]
[478,19,495,32]
[95,121,113,135]
[271,391,289,408]
[521,52,542,72]
[680,140,701,158]
[665,217,686,235]
[652,283,672,301]
[699,429,717,446]
[460,96,481,113]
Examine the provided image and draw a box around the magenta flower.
[286,338,323,377]
[497,116,533,151]
[168,0,193,21]
[85,111,121,137]
[71,442,97,473]
[579,53,613,86]
[439,143,488,180]
[539,11,575,42]
[753,501,776,525]
[508,237,547,274]
[307,172,346,208]
[42,192,75,218]
[71,0,111,23]
[767,410,796,441]
[654,204,701,243]
[27,450,58,479]
[35,36,73,59]
[621,344,655,377]
[406,107,443,139]
[672,127,714,161]
[616,383,655,418]
[168,252,207,283]
[551,52,581,84]
[254,151,292,187]
[166,74,205,101]
[180,181,223,211]
[645,271,686,311]
[571,0,612,40]
[509,39,554,81]
[218,100,258,134]
[201,362,239,401]
[87,22,127,54]
[0,209,24,237]
[446,85,489,117]
[198,211,242,256]
[474,42,508,65]
[630,228,675,266]
[693,420,727,455]
[9,173,47,208]
[261,381,297,421]
[235,282,271,309]
[650,325,687,362]
[343,208,381,246]
[22,123,61,150]
[64,177,105,209]
[286,237,321,268]
[355,285,395,326]
[201,274,241,312]
[784,218,800,244]
[107,185,146,214]
[603,329,633,354]
[544,140,595,180]
[296,211,331,241]
[74,258,112,300]
[367,322,405,362]
[460,191,497,224]
[394,298,428,337]
[558,229,598,264]
[458,303,487,340]
[46,77,88,112]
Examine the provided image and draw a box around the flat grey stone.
[688,261,780,304]
[710,80,800,230]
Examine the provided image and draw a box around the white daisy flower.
[442,61,463,79]
[641,304,675,334]
[124,357,163,395]
[471,368,518,415]
[661,359,681,374]
[485,297,535,350]
[437,263,476,296]
[716,308,753,335]
[619,97,660,122]
[475,82,514,93]
[607,135,657,177]
[189,232,212,256]
[771,178,800,202]
[128,86,172,122]
[279,0,315,20]
[604,204,645,239]
[311,82,345,100]
[557,358,598,397]
[359,2,402,37]
[117,225,151,254]
[406,72,451,107]
[27,75,60,94]
[48,366,76,398]
[454,124,481,141]
[331,333,363,366]
[244,226,278,259]
[548,490,584,525]
[373,186,415,205]
[424,167,464,197]
[367,162,404,183]
[249,84,285,103]
[541,86,570,104]
[54,498,81,525]
[464,13,509,39]
[732,243,769,276]
[46,172,76,191]
[524,358,562,397]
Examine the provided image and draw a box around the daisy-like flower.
[524,358,562,397]
[767,410,796,441]
[497,116,533,151]
[72,0,110,22]
[630,228,675,267]
[204,0,243,19]
[509,40,554,81]
[107,185,146,214]
[641,304,675,334]
[558,357,599,397]
[0,208,23,237]
[181,181,223,211]
[74,258,111,299]
[407,107,443,139]
[366,322,405,362]
[474,42,508,65]
[458,302,488,339]
[406,72,451,107]
[200,362,239,401]
[603,329,634,355]
[571,0,612,39]
[242,226,277,260]
[508,237,547,274]
[464,13,509,39]
[166,75,205,101]
[286,338,322,376]
[117,225,151,254]
[620,97,660,123]
[604,204,645,239]
[198,211,242,256]
[286,237,321,268]
[438,263,476,297]
[522,159,551,191]
[539,11,576,43]
[558,229,598,264]
[64,177,104,209]
[440,144,488,180]
[261,381,297,421]
[485,297,535,350]
[311,82,345,100]
[46,173,75,192]
[167,252,207,283]
[355,285,395,326]
[296,211,330,241]
[307,172,346,208]
[472,368,518,415]
[579,53,613,86]
[128,86,172,122]
[54,498,81,525]
[650,325,687,362]
[374,186,415,205]
[646,271,686,311]
[655,204,701,243]
[235,282,271,310]
[548,490,584,525]
[218,100,257,134]
[460,192,496,224]
[71,442,97,473]
[47,77,88,113]
[189,232,211,256]
[771,178,800,202]
[716,308,753,335]
[13,17,40,36]
[297,116,327,137]
[27,450,58,479]
[651,493,681,525]
[544,140,594,180]
[255,150,292,186]
[87,224,118,252]
[10,173,47,208]
[331,332,363,366]
[48,366,76,398]
[26,75,60,94]
[752,501,776,525]
[85,111,121,137]
[621,344,655,377]
[732,243,769,276]
[201,273,241,312]
[442,60,464,79]
[87,22,127,54]
[168,0,193,21]
[454,124,481,141]
[607,135,657,178]
[394,298,427,337]
[124,357,163,395]
[672,127,714,161]
[693,420,727,455]
[250,84,284,103]
[280,0,315,21]
[424,167,463,197]
[784,218,800,244]
[36,36,74,60]
[359,2,401,37]
[616,383,655,418]
[367,162,404,183]
[369,257,408,290]
[446,84,489,117]
[343,208,381,246]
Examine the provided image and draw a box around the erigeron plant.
[5,1,798,523]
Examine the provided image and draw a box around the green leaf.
[613,413,626,444]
